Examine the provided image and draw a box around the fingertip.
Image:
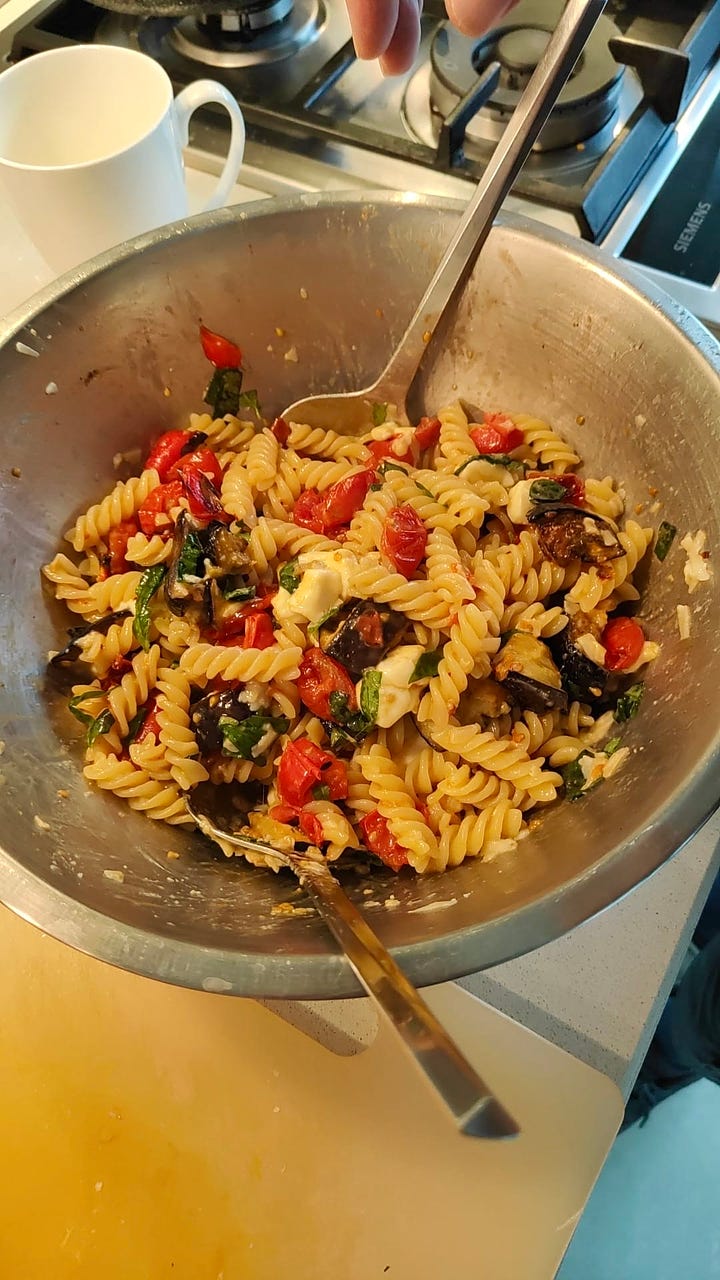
[346,0,400,59]
[446,0,516,37]
[378,0,422,76]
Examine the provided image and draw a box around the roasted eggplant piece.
[552,615,609,702]
[492,632,568,713]
[165,511,210,617]
[190,687,253,756]
[529,505,623,567]
[49,609,131,668]
[205,521,251,575]
[455,677,511,724]
[321,601,406,678]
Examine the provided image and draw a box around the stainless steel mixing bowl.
[1,193,719,998]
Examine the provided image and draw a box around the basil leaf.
[615,683,644,724]
[68,688,105,727]
[308,603,343,640]
[218,714,289,761]
[328,724,356,754]
[379,460,408,476]
[454,454,522,476]
[409,650,441,683]
[371,402,388,427]
[359,669,382,725]
[654,521,677,563]
[415,482,435,499]
[369,482,383,492]
[561,755,589,802]
[221,581,254,604]
[312,783,331,802]
[133,565,166,652]
[238,389,262,419]
[204,367,242,418]
[177,530,204,581]
[87,708,114,748]
[604,736,622,757]
[529,479,566,504]
[278,558,301,594]
[126,705,149,744]
[328,691,350,721]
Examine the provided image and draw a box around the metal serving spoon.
[282,0,606,435]
[187,786,518,1140]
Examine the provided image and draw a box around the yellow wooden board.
[0,906,622,1279]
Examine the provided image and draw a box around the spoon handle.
[295,852,518,1140]
[380,0,607,404]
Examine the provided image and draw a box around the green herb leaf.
[204,367,243,418]
[68,688,105,727]
[604,736,622,757]
[126,705,149,744]
[614,683,644,724]
[312,783,331,802]
[87,708,114,748]
[654,521,677,562]
[529,479,567,504]
[328,690,373,742]
[371,402,388,427]
[328,691,350,721]
[454,453,519,476]
[328,724,356,753]
[133,564,167,652]
[177,530,204,581]
[218,714,289,761]
[359,669,382,725]
[415,482,435,499]
[379,460,408,476]
[308,603,343,640]
[409,650,441,683]
[238,389,262,418]
[278,558,301,594]
[222,579,256,602]
[561,755,589,802]
[369,482,383,492]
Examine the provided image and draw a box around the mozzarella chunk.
[358,644,424,729]
[273,566,343,626]
[506,478,535,524]
[297,548,358,597]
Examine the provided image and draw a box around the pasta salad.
[43,326,661,874]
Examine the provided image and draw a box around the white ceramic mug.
[0,45,246,275]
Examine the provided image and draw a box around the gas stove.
[6,0,720,331]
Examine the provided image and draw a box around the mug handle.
[172,80,246,213]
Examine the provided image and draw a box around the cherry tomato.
[469,412,524,454]
[168,446,223,489]
[100,655,134,688]
[180,467,231,523]
[601,616,645,671]
[243,586,277,615]
[106,519,138,574]
[268,804,299,826]
[414,416,441,450]
[271,416,290,445]
[243,613,275,650]
[323,758,349,802]
[356,607,384,649]
[137,480,184,537]
[199,324,242,369]
[298,811,325,845]
[381,504,428,577]
[322,471,376,529]
[528,471,586,506]
[297,649,357,720]
[359,811,408,872]
[277,738,346,808]
[145,430,193,481]
[367,436,413,464]
[293,488,328,534]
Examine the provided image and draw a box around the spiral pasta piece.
[125,532,173,567]
[513,413,580,471]
[221,455,257,524]
[83,745,192,824]
[358,744,438,872]
[245,429,280,493]
[180,640,302,684]
[66,469,160,552]
[156,665,209,789]
[106,645,161,736]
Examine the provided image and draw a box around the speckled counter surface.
[459,814,720,1098]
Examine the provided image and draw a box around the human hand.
[345,0,520,76]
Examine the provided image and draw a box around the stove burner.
[430,0,624,152]
[169,0,322,66]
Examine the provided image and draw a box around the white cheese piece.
[236,681,266,711]
[297,549,358,597]
[603,746,630,780]
[33,815,51,832]
[103,868,125,883]
[623,640,661,674]
[506,478,535,524]
[251,726,278,759]
[680,529,711,593]
[368,420,410,443]
[576,633,607,666]
[272,566,343,626]
[676,604,691,641]
[360,644,424,729]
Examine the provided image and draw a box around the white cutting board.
[0,905,622,1279]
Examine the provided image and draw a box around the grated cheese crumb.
[56,789,69,799]
[15,341,39,358]
[603,746,631,780]
[284,346,299,363]
[681,530,712,594]
[34,815,51,832]
[299,287,308,300]
[166,849,180,860]
[45,381,58,395]
[676,604,691,640]
[103,869,125,883]
[576,633,607,666]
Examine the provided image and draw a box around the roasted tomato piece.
[277,738,347,808]
[413,416,441,450]
[137,480,184,537]
[297,649,357,720]
[293,489,328,534]
[322,471,376,529]
[359,811,408,872]
[602,616,645,671]
[469,412,523,454]
[381,504,427,577]
[199,324,242,369]
[167,446,223,489]
[243,613,275,650]
[270,416,290,444]
[106,519,138,574]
